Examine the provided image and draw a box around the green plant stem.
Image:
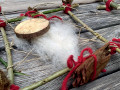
[0,57,27,76]
[21,68,70,90]
[67,11,120,53]
[0,57,7,67]
[7,4,79,23]
[103,0,119,9]
[97,4,120,10]
[0,27,14,84]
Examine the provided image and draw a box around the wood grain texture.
[0,0,120,90]
[72,71,120,90]
[0,0,100,12]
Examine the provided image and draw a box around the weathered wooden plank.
[0,24,120,90]
[72,71,120,90]
[0,0,100,12]
[0,1,120,89]
[1,2,120,32]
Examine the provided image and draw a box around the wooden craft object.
[15,18,50,40]
[0,69,10,90]
[72,43,111,87]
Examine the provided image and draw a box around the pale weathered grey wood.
[0,24,120,90]
[0,0,100,12]
[0,1,120,90]
[72,71,120,90]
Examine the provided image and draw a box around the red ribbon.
[61,47,97,90]
[109,38,120,54]
[10,84,20,90]
[106,0,113,12]
[63,3,72,14]
[0,19,6,27]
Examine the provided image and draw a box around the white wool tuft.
[32,21,79,70]
[13,35,32,51]
[13,21,79,70]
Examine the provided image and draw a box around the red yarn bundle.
[61,47,97,90]
[10,84,20,90]
[0,19,6,27]
[105,0,113,12]
[109,38,120,54]
[63,3,72,14]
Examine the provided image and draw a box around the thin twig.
[68,11,120,53]
[1,12,15,30]
[0,27,14,84]
[21,68,70,90]
[13,49,34,69]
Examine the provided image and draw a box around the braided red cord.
[106,0,113,12]
[61,47,97,90]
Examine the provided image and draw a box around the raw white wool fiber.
[13,35,32,51]
[32,21,79,70]
[13,20,79,70]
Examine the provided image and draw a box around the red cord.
[109,38,120,54]
[101,69,107,72]
[10,84,20,90]
[61,47,97,90]
[0,19,6,27]
[63,3,72,14]
[106,0,113,12]
[20,11,63,21]
[20,11,37,17]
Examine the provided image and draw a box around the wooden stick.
[0,57,28,76]
[0,27,14,84]
[21,6,120,89]
[97,4,120,10]
[21,68,70,90]
[7,4,79,23]
[67,11,120,53]
[103,0,119,9]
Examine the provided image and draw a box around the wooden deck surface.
[0,0,120,90]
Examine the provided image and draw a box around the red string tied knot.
[109,38,120,54]
[0,19,6,27]
[10,84,20,90]
[61,47,97,90]
[63,3,72,14]
[105,0,113,12]
[20,10,37,17]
